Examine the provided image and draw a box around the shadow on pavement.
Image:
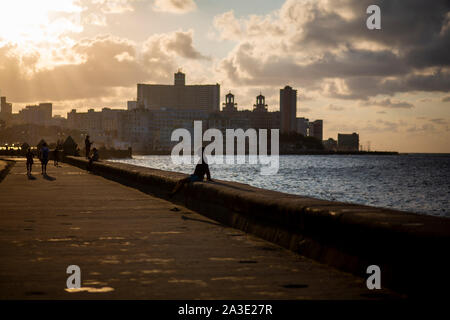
[43,174,56,181]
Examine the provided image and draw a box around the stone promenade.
[0,159,399,299]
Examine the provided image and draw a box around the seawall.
[0,159,14,183]
[62,156,450,297]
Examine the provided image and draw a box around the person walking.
[26,148,34,175]
[40,142,49,175]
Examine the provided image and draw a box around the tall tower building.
[222,92,237,112]
[174,70,186,86]
[1,97,12,115]
[280,86,297,133]
[253,93,268,112]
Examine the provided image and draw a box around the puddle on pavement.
[211,276,256,281]
[209,257,237,262]
[150,231,182,235]
[65,287,114,293]
[141,269,175,274]
[168,279,207,287]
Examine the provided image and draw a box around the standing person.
[85,135,92,159]
[54,144,59,167]
[169,147,212,197]
[40,142,49,175]
[26,148,34,175]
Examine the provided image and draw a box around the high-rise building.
[280,86,297,133]
[1,97,12,115]
[137,71,220,113]
[0,97,13,123]
[296,117,309,136]
[309,120,323,141]
[338,133,359,151]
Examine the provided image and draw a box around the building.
[323,138,337,151]
[137,71,220,113]
[296,117,309,136]
[127,101,138,110]
[309,120,323,141]
[118,107,153,151]
[0,96,12,122]
[338,133,359,151]
[222,92,238,112]
[148,108,209,152]
[249,93,280,130]
[51,115,67,127]
[280,86,297,133]
[67,108,126,148]
[18,103,52,126]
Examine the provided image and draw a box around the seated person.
[87,148,99,171]
[170,148,212,197]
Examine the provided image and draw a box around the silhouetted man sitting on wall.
[87,148,99,172]
[170,147,212,197]
[85,135,92,159]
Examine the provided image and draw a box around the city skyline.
[0,0,449,153]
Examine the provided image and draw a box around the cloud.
[0,36,150,102]
[91,0,136,14]
[360,98,415,109]
[328,104,345,111]
[430,118,448,125]
[407,124,437,133]
[213,11,243,41]
[153,0,196,14]
[214,0,450,100]
[0,20,210,102]
[163,30,209,60]
[363,119,409,133]
[0,29,210,102]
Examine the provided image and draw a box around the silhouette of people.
[54,144,60,167]
[26,148,34,175]
[170,147,212,197]
[40,142,49,175]
[85,135,92,159]
[87,147,99,171]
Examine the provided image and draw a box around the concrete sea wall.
[62,156,450,297]
[0,159,14,183]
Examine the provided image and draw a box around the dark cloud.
[361,98,414,109]
[216,0,450,100]
[430,118,448,125]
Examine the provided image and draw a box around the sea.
[111,154,450,218]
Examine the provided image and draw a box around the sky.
[0,0,449,153]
